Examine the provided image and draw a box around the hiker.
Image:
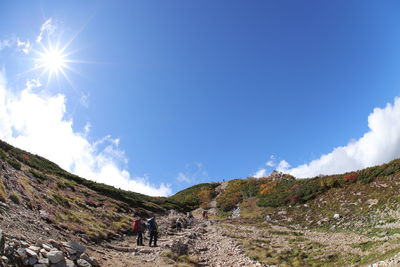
[176,217,183,232]
[147,217,158,247]
[187,212,194,226]
[132,218,146,246]
[202,210,208,220]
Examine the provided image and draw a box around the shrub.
[0,180,7,202]
[170,183,219,211]
[0,149,6,160]
[241,178,259,198]
[259,180,278,195]
[216,180,245,211]
[29,169,49,182]
[288,195,300,203]
[198,188,213,208]
[51,193,71,208]
[9,191,21,204]
[6,158,21,170]
[343,173,358,183]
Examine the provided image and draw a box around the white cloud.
[17,38,31,54]
[0,70,171,196]
[0,39,12,51]
[36,18,56,43]
[266,160,275,167]
[25,78,41,90]
[277,160,291,171]
[176,172,192,183]
[176,162,208,184]
[281,97,400,178]
[252,168,267,178]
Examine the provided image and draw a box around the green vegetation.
[8,191,21,204]
[0,179,7,202]
[51,193,71,208]
[29,169,50,183]
[0,140,189,212]
[160,250,200,266]
[170,183,220,210]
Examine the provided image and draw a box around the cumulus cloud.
[252,168,267,178]
[36,18,56,43]
[276,98,400,178]
[0,70,171,196]
[176,162,208,184]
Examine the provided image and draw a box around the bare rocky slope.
[2,139,400,266]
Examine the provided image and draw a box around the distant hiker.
[132,218,146,246]
[147,217,158,247]
[176,218,183,232]
[202,210,208,220]
[187,212,194,226]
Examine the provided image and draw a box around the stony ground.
[89,216,261,267]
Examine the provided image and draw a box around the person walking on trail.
[202,210,208,220]
[147,217,158,247]
[132,218,146,246]
[187,212,194,224]
[176,217,183,232]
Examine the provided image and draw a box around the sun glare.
[41,49,66,73]
[34,41,72,83]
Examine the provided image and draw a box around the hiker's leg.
[139,232,144,245]
[137,232,142,245]
[149,232,154,246]
[154,232,158,247]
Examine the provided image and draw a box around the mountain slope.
[0,139,188,243]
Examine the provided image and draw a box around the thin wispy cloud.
[176,162,209,184]
[36,18,56,43]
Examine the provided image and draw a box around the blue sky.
[1,1,400,196]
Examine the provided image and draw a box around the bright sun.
[41,49,66,73]
[35,42,70,82]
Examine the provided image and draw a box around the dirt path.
[88,217,261,267]
[190,220,261,266]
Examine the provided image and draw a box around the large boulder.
[47,250,64,264]
[67,241,86,254]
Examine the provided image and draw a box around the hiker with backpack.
[147,217,158,247]
[131,218,146,246]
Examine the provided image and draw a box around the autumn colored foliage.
[343,173,359,182]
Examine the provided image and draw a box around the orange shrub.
[259,180,278,195]
[343,173,358,182]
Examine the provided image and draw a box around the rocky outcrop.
[0,229,99,267]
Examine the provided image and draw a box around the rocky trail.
[90,214,262,267]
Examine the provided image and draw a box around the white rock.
[42,244,52,251]
[47,250,64,263]
[28,246,41,253]
[77,259,92,267]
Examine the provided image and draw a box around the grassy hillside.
[0,139,190,242]
[169,182,220,210]
[0,139,184,213]
[211,160,400,214]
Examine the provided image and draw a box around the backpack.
[131,219,140,231]
[147,218,156,232]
